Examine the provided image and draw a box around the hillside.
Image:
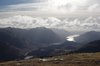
[27,41,80,57]
[77,40,100,53]
[74,31,100,43]
[0,42,23,61]
[0,27,63,49]
[0,52,100,66]
[0,27,63,61]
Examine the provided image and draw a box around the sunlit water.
[67,35,79,42]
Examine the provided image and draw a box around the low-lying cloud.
[0,15,100,31]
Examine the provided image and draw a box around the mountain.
[0,42,23,61]
[74,31,100,44]
[0,27,63,49]
[27,41,80,57]
[28,27,63,44]
[0,27,63,61]
[77,40,100,53]
[51,28,70,38]
[51,28,73,41]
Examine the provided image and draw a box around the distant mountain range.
[27,31,100,57]
[0,27,100,61]
[76,40,100,53]
[74,31,100,44]
[0,27,63,61]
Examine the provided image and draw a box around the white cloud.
[88,4,99,12]
[0,15,100,31]
[41,0,88,13]
[1,0,100,14]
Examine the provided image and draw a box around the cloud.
[0,15,100,31]
[0,0,47,12]
[0,0,42,6]
[40,0,88,13]
[0,0,100,14]
[4,3,41,11]
[0,0,32,7]
[88,3,99,12]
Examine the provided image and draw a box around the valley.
[0,27,100,66]
[0,0,100,66]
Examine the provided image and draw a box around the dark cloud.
[0,0,44,10]
[0,0,42,6]
[0,0,28,5]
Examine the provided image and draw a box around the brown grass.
[0,52,100,66]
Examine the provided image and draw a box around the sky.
[0,0,100,30]
[0,0,100,17]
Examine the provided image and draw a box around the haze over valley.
[0,0,100,66]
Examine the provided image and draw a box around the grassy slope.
[0,52,100,66]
